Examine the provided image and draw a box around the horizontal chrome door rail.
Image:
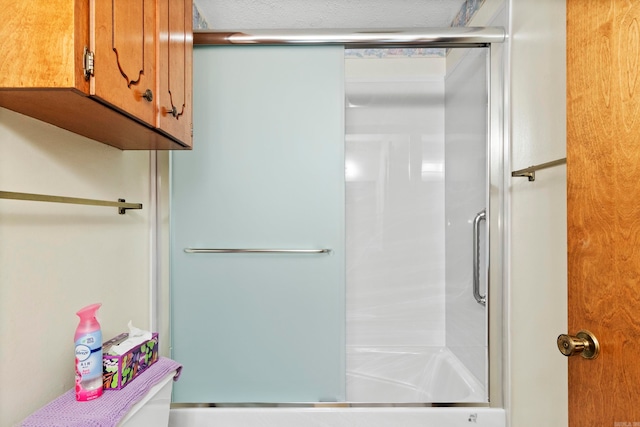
[194,27,506,48]
[184,248,332,254]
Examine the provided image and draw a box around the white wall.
[508,0,567,426]
[0,107,158,426]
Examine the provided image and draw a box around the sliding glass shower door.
[171,45,345,403]
[344,47,489,403]
[171,44,493,405]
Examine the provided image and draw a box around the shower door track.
[193,27,505,48]
[171,402,492,409]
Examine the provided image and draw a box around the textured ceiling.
[194,0,469,30]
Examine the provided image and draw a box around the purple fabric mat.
[20,357,182,427]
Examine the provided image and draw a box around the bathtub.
[169,406,505,427]
[169,347,504,427]
[347,346,486,403]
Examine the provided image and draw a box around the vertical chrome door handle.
[473,209,487,306]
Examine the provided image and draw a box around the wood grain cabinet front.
[157,0,193,144]
[0,0,193,150]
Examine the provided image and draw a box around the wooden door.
[567,1,640,425]
[92,0,156,126]
[157,0,193,146]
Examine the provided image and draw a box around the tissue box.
[102,332,159,390]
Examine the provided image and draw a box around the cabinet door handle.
[142,89,153,102]
[166,106,178,117]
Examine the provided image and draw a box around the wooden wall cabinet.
[0,0,193,150]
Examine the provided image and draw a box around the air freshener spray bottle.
[75,303,103,401]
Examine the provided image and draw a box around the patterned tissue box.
[102,332,159,390]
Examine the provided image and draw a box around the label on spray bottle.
[75,329,103,401]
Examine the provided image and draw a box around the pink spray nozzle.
[76,303,101,320]
[75,303,102,340]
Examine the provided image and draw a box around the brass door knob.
[557,330,600,359]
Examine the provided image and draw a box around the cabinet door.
[157,0,193,146]
[91,0,156,126]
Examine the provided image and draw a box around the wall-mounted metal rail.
[184,248,332,254]
[0,191,142,215]
[194,27,506,48]
[511,158,566,182]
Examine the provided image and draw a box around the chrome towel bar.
[511,158,566,182]
[0,191,142,215]
[184,248,332,254]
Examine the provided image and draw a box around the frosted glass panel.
[444,48,489,399]
[171,46,345,403]
[344,60,449,403]
[344,52,489,403]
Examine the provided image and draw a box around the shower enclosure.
[169,28,502,409]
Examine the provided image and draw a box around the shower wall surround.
[345,51,489,402]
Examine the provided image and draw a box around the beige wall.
[508,0,568,426]
[0,107,159,426]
